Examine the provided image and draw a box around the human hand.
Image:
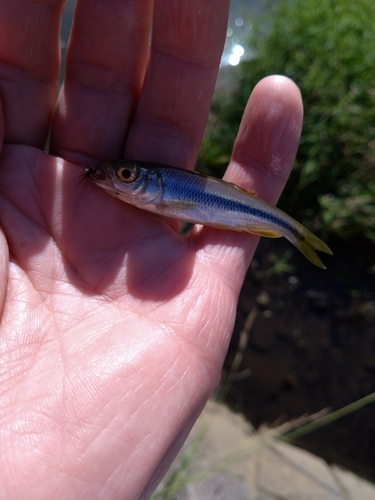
[0,1,303,498]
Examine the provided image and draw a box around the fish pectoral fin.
[245,228,282,238]
[164,201,199,210]
[157,201,200,214]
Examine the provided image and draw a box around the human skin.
[0,0,303,499]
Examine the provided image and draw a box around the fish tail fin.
[243,224,332,269]
[292,228,333,269]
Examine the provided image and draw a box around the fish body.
[84,160,332,268]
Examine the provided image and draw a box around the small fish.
[83,160,332,269]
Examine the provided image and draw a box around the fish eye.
[116,166,138,183]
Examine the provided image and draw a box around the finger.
[225,75,303,203]
[0,227,9,316]
[194,76,304,284]
[50,0,153,163]
[124,0,230,168]
[0,0,64,147]
[0,96,4,153]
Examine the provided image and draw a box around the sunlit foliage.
[200,0,375,242]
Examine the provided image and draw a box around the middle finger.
[124,0,230,169]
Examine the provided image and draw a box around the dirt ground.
[223,235,375,482]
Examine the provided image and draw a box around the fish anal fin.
[245,228,282,238]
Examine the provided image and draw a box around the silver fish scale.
[159,168,297,236]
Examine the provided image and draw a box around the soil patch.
[223,235,375,481]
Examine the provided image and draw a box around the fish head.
[84,161,163,206]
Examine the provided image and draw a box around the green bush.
[200,0,375,242]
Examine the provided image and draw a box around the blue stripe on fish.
[162,179,301,239]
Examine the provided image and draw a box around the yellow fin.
[244,228,282,238]
[294,231,333,269]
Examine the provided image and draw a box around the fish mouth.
[82,164,107,181]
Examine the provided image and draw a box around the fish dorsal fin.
[230,182,258,197]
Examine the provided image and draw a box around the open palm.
[0,1,303,498]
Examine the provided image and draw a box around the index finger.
[194,76,304,286]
